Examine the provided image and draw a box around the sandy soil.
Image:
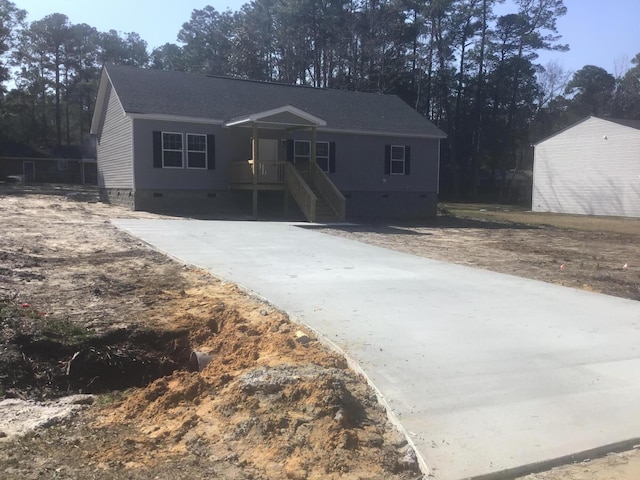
[1,185,639,479]
[319,211,639,302]
[519,448,640,480]
[0,184,419,480]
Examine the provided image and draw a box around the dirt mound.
[0,184,421,479]
[90,287,419,479]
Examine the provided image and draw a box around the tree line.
[1,0,639,200]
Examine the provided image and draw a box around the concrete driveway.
[113,219,640,480]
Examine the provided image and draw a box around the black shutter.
[404,145,411,175]
[153,131,162,168]
[329,141,336,173]
[286,139,294,163]
[384,144,391,174]
[207,134,216,170]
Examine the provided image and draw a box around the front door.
[256,139,281,183]
[258,138,278,161]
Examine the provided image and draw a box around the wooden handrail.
[309,161,346,220]
[284,162,317,222]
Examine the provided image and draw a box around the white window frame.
[316,141,330,173]
[295,140,330,171]
[162,131,184,169]
[390,145,405,175]
[294,140,310,164]
[186,133,207,169]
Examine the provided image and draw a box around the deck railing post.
[311,126,317,172]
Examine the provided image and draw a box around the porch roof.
[225,105,326,129]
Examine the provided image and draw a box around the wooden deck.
[229,160,345,222]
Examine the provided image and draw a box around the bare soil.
[0,184,418,480]
[320,204,640,302]
[1,185,638,479]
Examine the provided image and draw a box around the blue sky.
[13,0,640,75]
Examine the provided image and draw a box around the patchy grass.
[441,202,640,236]
[39,317,93,343]
[0,298,93,346]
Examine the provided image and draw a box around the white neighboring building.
[532,116,640,218]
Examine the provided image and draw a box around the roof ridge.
[107,63,395,97]
[205,74,320,90]
[101,63,447,138]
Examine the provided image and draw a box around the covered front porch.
[226,105,345,223]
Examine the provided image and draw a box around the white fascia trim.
[89,69,111,135]
[225,116,252,127]
[226,105,327,127]
[127,113,224,125]
[319,127,447,140]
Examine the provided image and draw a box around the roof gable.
[99,64,446,139]
[90,69,120,135]
[534,115,640,145]
[226,105,326,128]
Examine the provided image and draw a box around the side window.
[390,145,405,175]
[154,131,215,170]
[385,144,411,176]
[187,134,207,169]
[162,132,183,168]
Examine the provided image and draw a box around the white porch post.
[311,126,317,171]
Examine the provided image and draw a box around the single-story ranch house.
[90,64,446,221]
[532,116,640,218]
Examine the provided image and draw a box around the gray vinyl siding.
[229,128,441,217]
[533,117,640,218]
[288,131,439,218]
[96,83,133,188]
[132,119,227,190]
[126,118,440,217]
[182,126,440,193]
[288,130,440,193]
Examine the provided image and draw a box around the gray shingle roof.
[534,115,640,144]
[603,117,640,131]
[104,64,446,138]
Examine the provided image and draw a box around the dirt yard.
[0,184,419,480]
[1,185,639,479]
[320,203,640,302]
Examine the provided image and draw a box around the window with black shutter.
[152,131,215,170]
[385,144,411,176]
